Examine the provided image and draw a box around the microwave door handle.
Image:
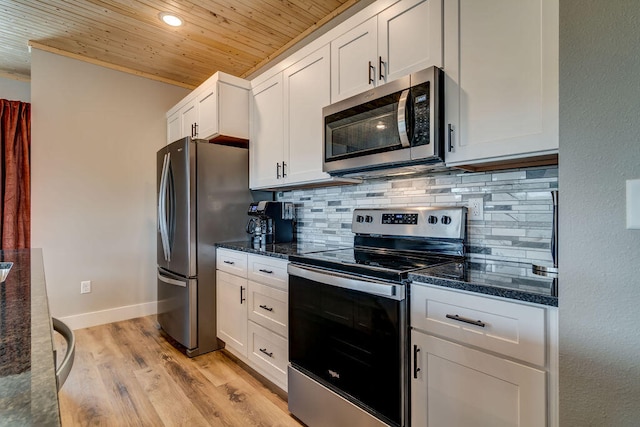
[397,89,411,148]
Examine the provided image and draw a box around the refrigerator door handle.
[158,153,167,260]
[158,271,187,287]
[158,153,171,261]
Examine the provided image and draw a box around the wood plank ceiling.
[0,0,360,89]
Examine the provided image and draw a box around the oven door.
[288,264,406,427]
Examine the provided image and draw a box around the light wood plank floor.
[55,316,302,426]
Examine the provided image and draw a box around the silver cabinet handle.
[448,123,454,152]
[413,345,421,379]
[259,348,273,358]
[397,89,411,148]
[276,162,281,179]
[259,269,273,274]
[259,304,273,312]
[446,314,486,328]
[378,56,385,81]
[223,260,235,265]
[282,161,287,178]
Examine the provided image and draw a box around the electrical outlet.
[81,280,92,294]
[469,198,484,220]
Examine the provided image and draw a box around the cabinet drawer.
[247,254,288,290]
[216,248,248,277]
[247,321,288,388]
[410,284,546,366]
[248,280,288,337]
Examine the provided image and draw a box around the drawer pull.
[240,286,246,304]
[223,260,235,265]
[258,269,273,274]
[446,314,486,328]
[413,345,421,379]
[259,348,273,358]
[259,304,273,312]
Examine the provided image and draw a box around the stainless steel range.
[287,207,467,427]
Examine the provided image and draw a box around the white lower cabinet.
[216,270,248,357]
[410,283,555,427]
[216,248,289,391]
[411,330,546,427]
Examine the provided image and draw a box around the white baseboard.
[57,301,157,330]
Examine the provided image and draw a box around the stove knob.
[365,215,373,223]
[428,215,438,224]
[441,215,452,225]
[356,215,365,223]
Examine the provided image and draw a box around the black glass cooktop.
[289,247,461,283]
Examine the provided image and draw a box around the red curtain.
[0,99,31,249]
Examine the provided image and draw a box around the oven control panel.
[352,207,467,239]
[381,213,419,225]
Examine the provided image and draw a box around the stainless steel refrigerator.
[156,137,267,357]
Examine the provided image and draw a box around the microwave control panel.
[412,84,431,146]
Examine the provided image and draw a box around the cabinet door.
[411,331,546,427]
[181,99,197,139]
[330,17,378,102]
[378,0,443,84]
[196,83,218,139]
[167,110,181,144]
[444,0,559,166]
[283,45,332,184]
[216,270,248,357]
[250,74,284,189]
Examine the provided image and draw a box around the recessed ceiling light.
[159,12,183,27]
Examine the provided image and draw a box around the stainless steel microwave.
[323,66,444,177]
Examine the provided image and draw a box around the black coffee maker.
[246,201,295,245]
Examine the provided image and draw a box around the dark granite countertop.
[216,240,349,260]
[0,249,60,426]
[409,258,558,307]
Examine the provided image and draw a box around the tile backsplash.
[277,166,558,266]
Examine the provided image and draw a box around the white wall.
[30,50,189,328]
[0,76,30,102]
[559,0,640,424]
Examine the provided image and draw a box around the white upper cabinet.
[250,46,359,190]
[378,0,443,84]
[166,110,181,146]
[331,0,443,102]
[166,72,250,144]
[180,99,197,141]
[331,17,379,102]
[443,0,559,167]
[283,44,333,184]
[250,73,285,189]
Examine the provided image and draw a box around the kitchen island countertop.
[0,248,60,426]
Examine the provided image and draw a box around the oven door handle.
[288,264,405,301]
